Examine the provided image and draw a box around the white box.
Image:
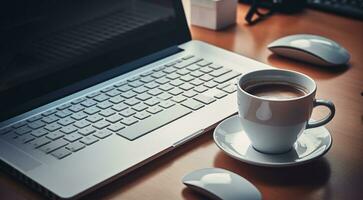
[190,0,237,30]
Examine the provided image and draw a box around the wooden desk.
[1,2,363,200]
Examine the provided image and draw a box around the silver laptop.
[0,0,271,198]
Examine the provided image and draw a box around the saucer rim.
[213,115,332,168]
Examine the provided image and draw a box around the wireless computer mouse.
[268,34,350,66]
[182,168,262,200]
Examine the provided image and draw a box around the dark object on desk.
[268,34,351,66]
[307,0,363,20]
[183,168,262,200]
[242,0,306,24]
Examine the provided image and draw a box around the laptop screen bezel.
[0,0,191,121]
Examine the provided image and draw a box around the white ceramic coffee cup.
[237,69,335,154]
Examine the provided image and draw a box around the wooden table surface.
[1,2,363,200]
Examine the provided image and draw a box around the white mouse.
[182,168,261,200]
[268,34,350,66]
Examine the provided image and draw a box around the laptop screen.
[0,0,190,121]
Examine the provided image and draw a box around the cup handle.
[306,99,335,129]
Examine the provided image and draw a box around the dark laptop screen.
[0,0,190,120]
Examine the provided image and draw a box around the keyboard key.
[154,66,166,72]
[182,55,194,60]
[30,137,51,148]
[40,139,68,153]
[31,129,48,137]
[171,95,187,103]
[18,134,35,143]
[163,67,177,74]
[107,124,125,132]
[114,81,127,87]
[214,92,228,99]
[148,88,163,96]
[64,133,83,142]
[93,120,110,130]
[146,106,163,114]
[209,63,223,70]
[182,99,205,110]
[121,117,139,126]
[144,98,160,106]
[81,99,97,107]
[127,76,140,82]
[136,93,152,101]
[15,126,32,135]
[129,80,144,88]
[109,96,124,104]
[190,79,204,86]
[186,64,200,71]
[159,84,174,91]
[132,103,149,112]
[57,118,75,126]
[101,86,114,93]
[157,92,173,100]
[190,70,204,77]
[66,142,85,152]
[210,68,231,77]
[204,81,218,88]
[47,131,64,140]
[27,115,42,122]
[84,107,100,115]
[97,101,113,109]
[44,123,62,132]
[213,71,240,84]
[94,94,110,102]
[169,88,184,96]
[51,148,71,159]
[151,71,165,79]
[159,100,176,109]
[169,79,184,86]
[87,91,101,98]
[112,102,128,112]
[166,72,180,80]
[57,103,72,110]
[94,130,112,139]
[118,84,132,92]
[42,109,57,117]
[155,77,170,84]
[200,74,213,82]
[78,127,96,136]
[134,111,151,120]
[194,85,208,93]
[42,115,59,123]
[221,85,237,93]
[80,136,99,145]
[74,120,91,129]
[117,105,192,140]
[69,104,85,112]
[133,86,148,94]
[180,74,195,82]
[106,114,123,123]
[121,91,137,99]
[0,127,12,135]
[28,121,46,129]
[144,82,159,89]
[183,90,198,98]
[119,109,136,117]
[71,112,88,120]
[199,67,213,74]
[99,109,116,117]
[140,76,154,83]
[194,95,216,104]
[197,60,212,67]
[86,114,103,123]
[177,69,190,75]
[60,125,77,134]
[105,89,121,97]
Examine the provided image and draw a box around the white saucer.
[213,115,332,167]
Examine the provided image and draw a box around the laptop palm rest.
[0,140,41,172]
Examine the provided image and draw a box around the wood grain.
[1,2,363,200]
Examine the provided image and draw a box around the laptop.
[0,0,271,198]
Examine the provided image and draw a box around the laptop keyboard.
[0,55,240,160]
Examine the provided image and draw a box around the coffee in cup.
[237,69,335,154]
